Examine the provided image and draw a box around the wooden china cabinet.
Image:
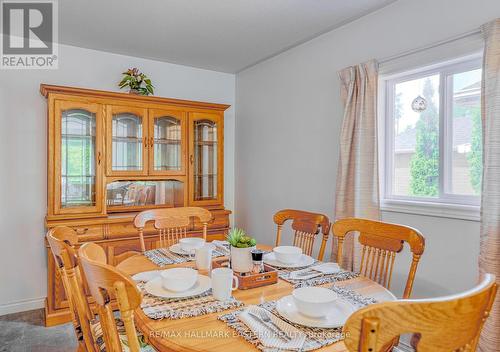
[41,84,231,326]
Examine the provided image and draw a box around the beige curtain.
[479,18,500,352]
[332,60,380,270]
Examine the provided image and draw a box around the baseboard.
[0,297,45,317]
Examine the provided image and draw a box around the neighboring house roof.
[395,116,473,153]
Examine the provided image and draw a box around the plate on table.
[144,275,212,299]
[263,253,315,268]
[132,270,162,282]
[275,295,356,328]
[169,242,215,255]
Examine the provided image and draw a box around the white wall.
[0,44,235,315]
[235,0,500,298]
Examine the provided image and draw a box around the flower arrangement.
[118,68,154,96]
[226,228,256,248]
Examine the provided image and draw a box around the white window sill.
[381,199,480,221]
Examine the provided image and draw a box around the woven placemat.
[144,247,228,267]
[137,282,244,320]
[218,285,378,352]
[219,301,344,352]
[280,270,360,288]
[267,260,360,288]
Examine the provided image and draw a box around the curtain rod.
[379,28,482,64]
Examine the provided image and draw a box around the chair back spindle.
[343,274,498,352]
[274,209,331,261]
[134,207,212,252]
[333,218,425,298]
[46,226,97,352]
[79,242,143,352]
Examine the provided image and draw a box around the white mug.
[192,244,213,270]
[211,268,238,301]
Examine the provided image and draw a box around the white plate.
[263,253,315,268]
[276,295,356,328]
[131,270,162,282]
[169,242,215,255]
[144,275,211,299]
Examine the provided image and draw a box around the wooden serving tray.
[213,259,278,290]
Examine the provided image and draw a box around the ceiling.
[59,0,396,73]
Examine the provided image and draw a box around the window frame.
[380,54,482,220]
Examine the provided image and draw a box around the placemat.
[144,247,228,267]
[219,301,343,352]
[218,285,378,352]
[280,269,360,288]
[268,260,360,288]
[137,282,244,320]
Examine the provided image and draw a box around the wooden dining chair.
[273,209,331,261]
[46,226,98,352]
[332,218,425,298]
[134,206,213,252]
[78,242,155,352]
[343,274,497,352]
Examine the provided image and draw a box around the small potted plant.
[226,228,256,273]
[118,68,154,96]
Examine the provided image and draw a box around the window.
[382,56,482,212]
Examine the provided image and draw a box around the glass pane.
[106,180,184,208]
[154,116,181,171]
[61,109,96,207]
[450,68,482,196]
[393,74,440,197]
[193,120,217,200]
[112,113,143,171]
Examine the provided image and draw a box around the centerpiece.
[118,68,154,96]
[226,228,256,273]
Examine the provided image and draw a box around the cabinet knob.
[190,155,194,164]
[150,137,154,148]
[75,227,89,235]
[97,152,102,165]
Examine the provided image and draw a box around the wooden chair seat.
[333,218,425,298]
[273,209,331,260]
[343,274,498,352]
[90,317,155,352]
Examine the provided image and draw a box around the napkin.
[212,240,230,255]
[310,263,340,274]
[239,306,306,350]
[132,270,162,283]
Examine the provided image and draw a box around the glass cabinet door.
[106,106,148,176]
[54,100,103,214]
[189,112,223,205]
[149,109,185,175]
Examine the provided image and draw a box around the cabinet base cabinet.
[44,209,230,326]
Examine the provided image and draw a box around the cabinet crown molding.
[40,84,231,111]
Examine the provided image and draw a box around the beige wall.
[235,0,500,298]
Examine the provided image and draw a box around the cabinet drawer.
[70,224,103,241]
[193,211,229,230]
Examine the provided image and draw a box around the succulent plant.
[226,228,256,248]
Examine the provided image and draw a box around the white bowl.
[179,237,205,253]
[273,246,302,264]
[160,268,198,292]
[292,287,338,318]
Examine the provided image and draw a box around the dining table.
[117,244,396,352]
